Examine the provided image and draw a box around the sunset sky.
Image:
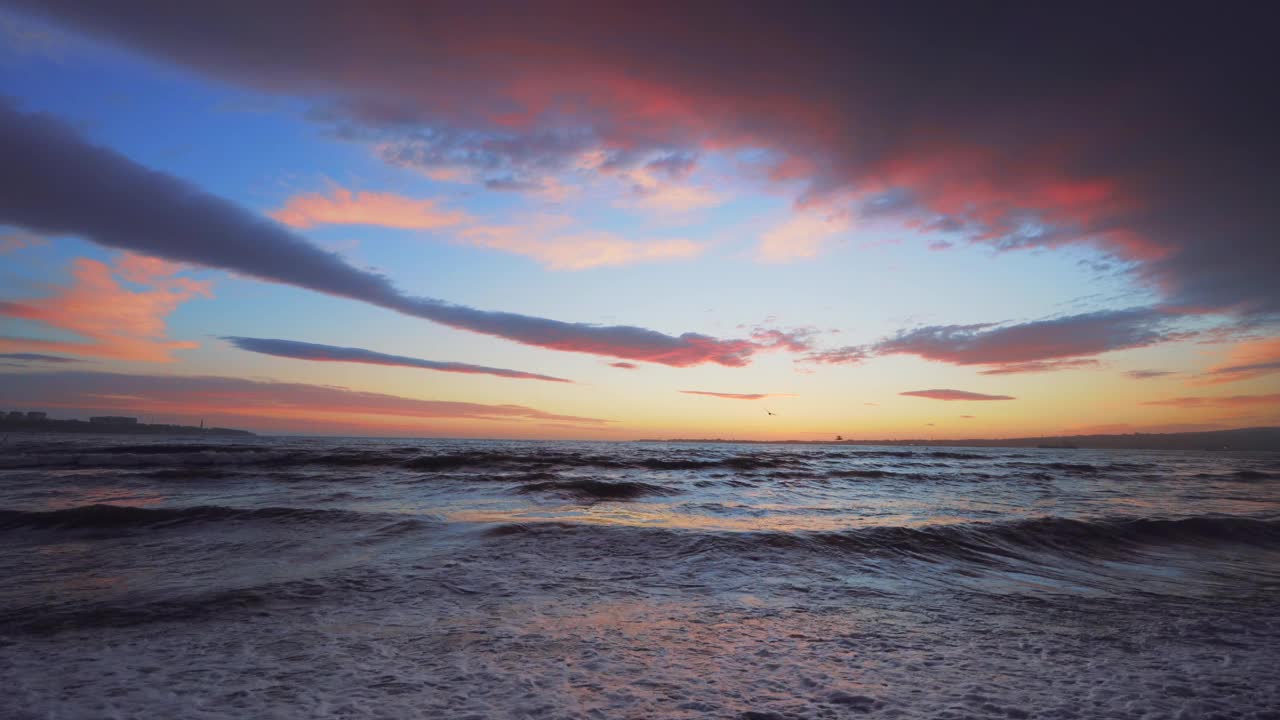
[1,3,1277,439]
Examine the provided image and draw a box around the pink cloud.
[1195,338,1280,385]
[758,210,852,263]
[271,186,468,230]
[900,389,1016,401]
[459,222,703,270]
[680,390,795,401]
[609,361,638,369]
[616,165,722,213]
[0,254,209,362]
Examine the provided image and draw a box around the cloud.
[876,309,1182,369]
[960,415,975,419]
[748,326,818,353]
[618,165,721,213]
[758,210,851,263]
[0,352,81,363]
[609,362,638,369]
[0,254,210,361]
[226,335,576,381]
[1141,394,1280,409]
[680,390,794,401]
[1064,422,1236,435]
[271,186,701,270]
[0,228,47,253]
[0,371,610,426]
[458,221,703,270]
[0,100,760,367]
[271,186,468,230]
[223,336,572,383]
[900,389,1015,401]
[801,308,1185,370]
[20,4,1280,317]
[1196,338,1280,385]
[978,359,1101,375]
[803,346,871,366]
[12,3,1280,316]
[1125,369,1177,380]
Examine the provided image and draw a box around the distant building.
[5,411,24,420]
[89,416,138,425]
[25,411,47,421]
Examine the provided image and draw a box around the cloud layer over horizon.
[8,1,1276,320]
[0,370,610,425]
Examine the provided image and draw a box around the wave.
[516,479,676,500]
[0,504,433,532]
[0,447,816,473]
[484,516,1280,563]
[0,587,271,636]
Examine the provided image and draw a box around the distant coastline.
[0,416,254,437]
[639,427,1280,452]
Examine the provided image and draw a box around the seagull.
[764,407,777,416]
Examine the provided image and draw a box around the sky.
[1,2,1277,440]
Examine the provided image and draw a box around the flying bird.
[764,408,777,416]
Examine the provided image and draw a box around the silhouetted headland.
[641,427,1280,451]
[0,411,253,436]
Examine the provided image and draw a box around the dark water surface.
[2,435,1278,718]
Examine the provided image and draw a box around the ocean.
[1,435,1277,719]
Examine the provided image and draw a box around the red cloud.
[900,389,1015,401]
[0,254,209,362]
[680,391,794,401]
[609,362,638,369]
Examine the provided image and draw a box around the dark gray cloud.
[223,336,572,383]
[680,390,792,401]
[1125,369,1177,380]
[0,352,81,363]
[900,389,1015,402]
[0,99,758,367]
[802,309,1187,372]
[977,359,1102,375]
[7,1,1276,318]
[875,309,1182,369]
